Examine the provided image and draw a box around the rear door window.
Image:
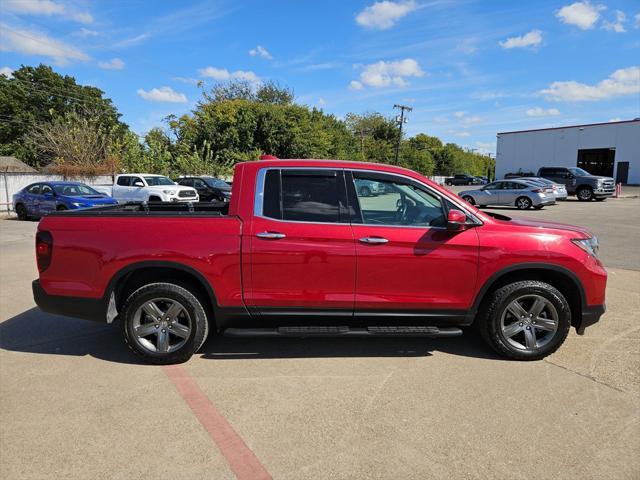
[260,169,344,223]
[117,176,131,186]
[26,184,41,194]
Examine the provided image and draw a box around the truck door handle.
[256,231,286,240]
[359,237,389,244]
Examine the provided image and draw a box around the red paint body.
[36,160,607,322]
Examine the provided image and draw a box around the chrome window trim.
[253,166,483,227]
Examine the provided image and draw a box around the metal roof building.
[496,119,640,184]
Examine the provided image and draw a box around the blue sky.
[1,0,639,154]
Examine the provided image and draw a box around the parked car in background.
[354,178,383,196]
[175,176,231,202]
[459,179,555,209]
[517,177,568,201]
[445,174,480,185]
[537,167,614,201]
[475,176,488,184]
[504,171,535,179]
[32,158,607,364]
[95,174,198,203]
[13,182,117,220]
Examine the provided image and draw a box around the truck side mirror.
[133,181,144,187]
[446,209,468,231]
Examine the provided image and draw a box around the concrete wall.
[496,120,640,183]
[0,173,113,212]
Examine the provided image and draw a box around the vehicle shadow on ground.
[0,308,504,364]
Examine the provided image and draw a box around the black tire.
[577,186,593,201]
[148,196,162,203]
[121,282,210,364]
[515,196,532,209]
[359,186,371,197]
[15,203,28,220]
[462,195,475,205]
[477,280,571,361]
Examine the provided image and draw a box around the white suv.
[95,174,199,203]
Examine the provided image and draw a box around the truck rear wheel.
[477,280,571,361]
[121,282,209,364]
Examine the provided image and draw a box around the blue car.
[13,181,118,220]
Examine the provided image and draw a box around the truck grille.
[600,180,615,192]
[178,190,196,198]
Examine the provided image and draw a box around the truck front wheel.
[121,282,209,364]
[577,187,593,201]
[477,280,571,361]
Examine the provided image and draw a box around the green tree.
[0,64,124,168]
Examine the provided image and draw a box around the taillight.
[531,188,542,193]
[36,231,53,272]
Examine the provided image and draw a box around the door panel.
[249,217,356,309]
[247,168,356,311]
[349,171,479,313]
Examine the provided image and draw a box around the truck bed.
[51,201,229,217]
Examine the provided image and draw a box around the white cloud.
[635,13,640,28]
[454,131,471,137]
[476,141,495,153]
[114,33,150,48]
[602,10,626,32]
[608,117,622,122]
[0,25,90,65]
[349,80,363,90]
[541,66,640,101]
[556,2,605,30]
[75,28,99,37]
[456,38,477,54]
[0,66,14,78]
[137,86,187,103]
[318,97,326,106]
[98,58,125,70]
[471,91,507,101]
[3,0,93,23]
[198,66,261,85]
[248,45,272,60]
[354,58,424,88]
[301,63,342,71]
[526,107,561,117]
[356,0,418,30]
[499,29,543,49]
[454,111,483,125]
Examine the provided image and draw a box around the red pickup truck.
[33,159,607,364]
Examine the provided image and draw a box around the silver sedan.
[458,180,556,210]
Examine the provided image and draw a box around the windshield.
[205,178,231,189]
[52,184,101,196]
[568,167,590,176]
[144,176,175,186]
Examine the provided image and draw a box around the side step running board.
[223,326,463,338]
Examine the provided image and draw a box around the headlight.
[572,236,599,258]
[162,190,176,195]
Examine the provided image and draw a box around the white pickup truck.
[95,174,199,203]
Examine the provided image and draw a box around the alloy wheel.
[500,294,558,351]
[132,298,192,353]
[516,197,531,209]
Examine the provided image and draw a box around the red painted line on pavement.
[163,365,272,480]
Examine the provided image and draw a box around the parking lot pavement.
[1,200,639,479]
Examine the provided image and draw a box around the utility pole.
[393,104,412,165]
